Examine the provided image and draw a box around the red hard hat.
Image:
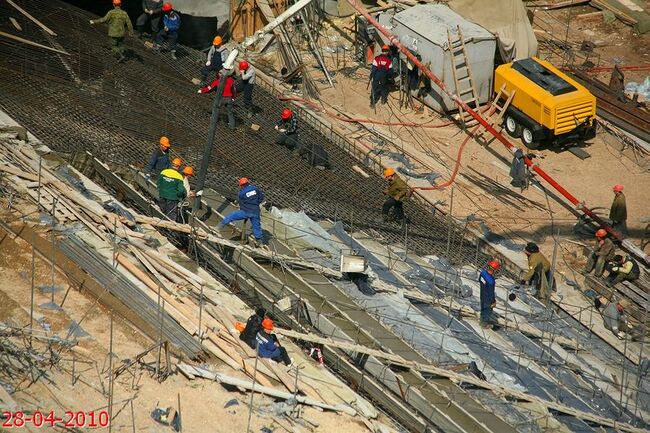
[281,108,293,120]
[239,60,249,71]
[612,184,624,192]
[261,318,273,331]
[162,2,173,12]
[239,177,249,187]
[488,260,500,270]
[595,228,607,238]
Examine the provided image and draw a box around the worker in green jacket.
[520,242,553,304]
[157,167,186,221]
[609,184,628,237]
[90,0,133,62]
[381,168,409,223]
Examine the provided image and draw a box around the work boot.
[151,43,160,52]
[247,234,259,248]
[170,50,177,60]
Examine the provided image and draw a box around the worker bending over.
[609,184,628,237]
[520,242,553,304]
[157,165,186,221]
[145,136,172,177]
[606,254,640,286]
[370,44,392,108]
[153,3,180,59]
[237,60,255,118]
[584,228,616,277]
[135,0,163,39]
[600,297,630,339]
[89,0,133,63]
[381,168,408,224]
[218,178,266,247]
[275,108,298,150]
[479,260,499,328]
[201,36,229,83]
[255,318,292,366]
[197,72,237,130]
[238,308,267,350]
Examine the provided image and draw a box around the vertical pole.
[197,284,204,341]
[446,187,454,256]
[29,230,35,349]
[633,309,648,418]
[36,156,42,211]
[112,218,118,268]
[177,393,182,433]
[548,229,560,290]
[108,311,114,433]
[130,399,136,433]
[246,342,261,433]
[50,196,58,306]
[620,334,629,413]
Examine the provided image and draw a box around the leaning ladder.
[446,25,480,127]
[475,85,516,144]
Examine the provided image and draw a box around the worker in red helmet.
[381,168,409,224]
[255,318,292,366]
[136,0,163,39]
[153,2,180,59]
[609,184,627,237]
[584,228,616,277]
[197,72,238,130]
[370,44,393,108]
[479,260,500,328]
[89,0,133,63]
[275,108,298,150]
[217,178,266,247]
[237,60,256,118]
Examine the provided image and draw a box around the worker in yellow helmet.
[89,0,133,63]
[381,168,409,224]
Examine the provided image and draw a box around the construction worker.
[201,36,229,83]
[89,0,133,63]
[606,254,640,286]
[275,108,298,150]
[218,178,265,246]
[145,136,172,177]
[584,228,616,277]
[239,308,266,350]
[153,3,180,59]
[381,168,408,223]
[479,260,499,328]
[237,60,255,118]
[182,165,195,198]
[171,157,181,171]
[135,0,163,39]
[600,297,630,339]
[609,184,628,236]
[520,242,553,304]
[370,44,392,108]
[197,72,237,130]
[255,318,292,366]
[157,165,186,221]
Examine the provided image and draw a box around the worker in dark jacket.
[370,44,392,108]
[585,228,616,277]
[201,36,229,83]
[479,260,499,328]
[153,3,180,59]
[145,136,172,177]
[239,308,266,350]
[157,166,186,221]
[135,0,163,38]
[197,73,237,130]
[606,254,640,286]
[237,60,255,118]
[609,184,628,236]
[89,0,133,62]
[521,242,553,304]
[218,178,265,246]
[275,108,298,150]
[382,168,409,223]
[255,318,292,366]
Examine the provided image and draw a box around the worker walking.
[255,318,292,366]
[135,0,163,38]
[606,254,640,286]
[584,228,616,277]
[381,168,409,224]
[218,178,266,247]
[275,108,298,150]
[370,44,392,108]
[479,260,500,328]
[157,166,186,221]
[153,2,180,59]
[145,136,172,177]
[609,184,628,237]
[520,242,553,304]
[197,72,237,130]
[89,0,133,63]
[237,60,256,118]
[201,36,229,83]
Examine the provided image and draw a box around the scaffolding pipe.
[346,0,649,265]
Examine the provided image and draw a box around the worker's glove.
[89,19,94,24]
[195,190,203,197]
[616,331,626,340]
[164,27,169,32]
[611,266,619,272]
[274,125,278,130]
[197,89,203,94]
[206,61,211,66]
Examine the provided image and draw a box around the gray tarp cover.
[447,0,538,61]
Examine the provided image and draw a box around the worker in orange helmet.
[275,108,298,150]
[145,136,172,177]
[584,228,616,277]
[217,178,266,247]
[135,0,163,39]
[201,36,230,84]
[237,60,256,118]
[370,44,393,108]
[255,318,292,366]
[609,184,627,237]
[479,260,500,329]
[181,165,195,198]
[153,2,180,59]
[89,0,133,63]
[171,157,182,170]
[381,168,409,224]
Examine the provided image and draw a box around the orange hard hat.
[213,36,222,46]
[488,260,500,270]
[159,136,170,147]
[383,168,395,178]
[113,0,121,5]
[171,157,182,168]
[382,44,389,51]
[239,60,249,71]
[234,321,245,333]
[162,2,173,12]
[281,108,293,120]
[612,184,624,193]
[239,177,249,187]
[596,228,607,238]
[183,166,194,176]
[261,318,273,331]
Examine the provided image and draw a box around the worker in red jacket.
[197,73,237,130]
[370,44,392,108]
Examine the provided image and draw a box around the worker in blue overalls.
[218,177,266,247]
[479,260,500,329]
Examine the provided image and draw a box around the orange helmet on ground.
[612,184,624,193]
[596,228,607,238]
[171,157,182,168]
[213,36,223,46]
[239,177,249,187]
[162,2,173,12]
[261,318,273,331]
[281,108,293,120]
[383,168,395,178]
[488,260,500,270]
[183,166,194,176]
[239,60,249,71]
[159,136,170,148]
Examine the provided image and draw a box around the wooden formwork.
[229,0,288,41]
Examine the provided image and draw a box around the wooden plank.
[6,0,57,36]
[9,17,22,31]
[0,31,68,55]
[0,164,40,181]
